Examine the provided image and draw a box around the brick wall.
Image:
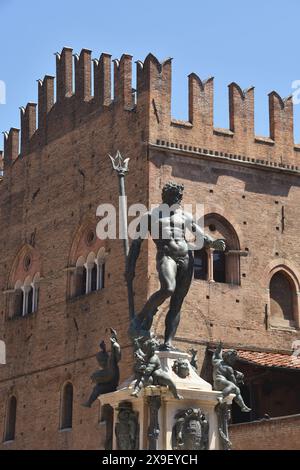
[230,414,300,450]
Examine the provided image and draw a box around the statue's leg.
[218,382,251,412]
[153,371,183,400]
[164,253,194,348]
[135,255,177,330]
[233,393,251,411]
[82,384,101,407]
[131,374,144,397]
[220,382,238,399]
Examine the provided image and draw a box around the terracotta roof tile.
[236,349,300,370]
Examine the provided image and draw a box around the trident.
[109,151,135,320]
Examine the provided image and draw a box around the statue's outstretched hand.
[211,239,226,251]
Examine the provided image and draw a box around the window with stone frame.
[6,247,41,319]
[72,249,106,298]
[60,382,73,430]
[194,248,208,280]
[194,214,240,285]
[270,270,297,328]
[4,396,17,442]
[68,222,108,300]
[9,274,40,318]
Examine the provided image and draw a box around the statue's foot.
[158,343,181,352]
[128,317,151,340]
[241,406,251,413]
[81,402,91,408]
[130,390,140,398]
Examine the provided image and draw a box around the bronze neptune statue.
[126,182,225,350]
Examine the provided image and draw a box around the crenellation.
[20,102,37,155]
[188,73,214,134]
[93,53,112,106]
[74,49,92,101]
[38,75,54,130]
[55,47,73,102]
[137,54,172,129]
[1,49,300,179]
[113,54,133,109]
[228,83,254,139]
[3,128,19,167]
[269,91,294,147]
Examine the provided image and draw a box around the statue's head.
[172,358,190,378]
[162,181,184,206]
[144,337,159,356]
[223,349,238,366]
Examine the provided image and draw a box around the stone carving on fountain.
[172,408,209,450]
[115,401,139,450]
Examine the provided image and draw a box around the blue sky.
[1,0,300,143]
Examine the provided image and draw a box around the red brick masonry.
[230,414,300,450]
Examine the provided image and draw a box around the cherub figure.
[212,342,251,412]
[130,337,148,396]
[82,328,121,408]
[131,336,183,400]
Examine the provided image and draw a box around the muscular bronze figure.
[126,182,225,350]
[212,342,251,412]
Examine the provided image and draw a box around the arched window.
[74,257,87,297]
[60,382,73,430]
[72,252,106,298]
[32,273,40,312]
[7,246,41,318]
[194,249,208,280]
[98,263,105,290]
[4,396,17,442]
[86,252,96,294]
[91,262,98,292]
[68,223,108,299]
[96,247,106,290]
[27,287,33,315]
[11,276,39,318]
[75,266,87,296]
[193,214,240,285]
[270,271,296,327]
[14,288,24,317]
[213,250,226,283]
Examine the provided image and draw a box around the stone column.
[207,248,215,283]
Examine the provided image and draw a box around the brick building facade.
[0,47,299,449]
